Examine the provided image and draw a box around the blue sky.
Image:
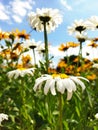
[0,0,98,65]
[1,0,98,44]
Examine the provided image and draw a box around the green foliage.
[0,29,98,130]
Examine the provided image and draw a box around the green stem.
[32,48,36,65]
[77,41,83,67]
[79,42,82,59]
[59,93,63,130]
[43,21,49,73]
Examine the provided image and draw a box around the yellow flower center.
[52,73,69,79]
[60,74,69,78]
[17,64,26,70]
[18,68,26,70]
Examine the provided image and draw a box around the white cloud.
[0,2,10,20]
[60,0,72,10]
[50,45,65,57]
[12,15,22,23]
[0,0,35,23]
[9,0,34,17]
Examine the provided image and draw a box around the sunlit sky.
[0,0,98,65]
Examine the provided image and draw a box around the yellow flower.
[0,31,9,40]
[59,44,69,51]
[86,74,97,80]
[15,29,30,39]
[10,52,18,60]
[57,60,67,68]
[22,54,32,64]
[88,41,98,48]
[66,42,79,48]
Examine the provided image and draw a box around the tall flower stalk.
[43,21,49,73]
[28,8,63,72]
[32,48,36,65]
[39,16,50,73]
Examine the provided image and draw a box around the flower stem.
[43,21,49,73]
[79,42,82,58]
[77,41,83,67]
[58,93,63,130]
[32,48,36,65]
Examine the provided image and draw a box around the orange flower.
[86,74,97,80]
[15,29,30,39]
[93,37,98,42]
[65,65,74,74]
[73,57,79,62]
[10,52,18,60]
[22,54,32,64]
[0,49,11,59]
[66,42,79,48]
[0,31,9,40]
[59,42,79,52]
[57,60,67,68]
[88,41,98,48]
[58,44,69,51]
[48,68,57,74]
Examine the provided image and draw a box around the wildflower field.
[0,8,98,130]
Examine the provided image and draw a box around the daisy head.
[28,8,63,33]
[23,39,39,49]
[87,16,98,30]
[68,19,89,35]
[33,73,89,100]
[75,32,88,42]
[7,66,35,79]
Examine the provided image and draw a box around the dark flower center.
[96,25,98,28]
[39,16,51,23]
[29,45,36,49]
[75,26,86,33]
[78,38,86,43]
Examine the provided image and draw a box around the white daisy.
[87,16,98,30]
[75,32,88,42]
[36,43,45,54]
[0,113,8,125]
[68,19,89,35]
[23,39,41,49]
[33,73,89,100]
[7,67,35,79]
[28,8,63,33]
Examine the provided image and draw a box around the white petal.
[44,79,56,95]
[62,78,73,92]
[33,77,48,91]
[56,79,65,94]
[67,91,73,100]
[77,76,89,82]
[66,79,76,91]
[44,79,53,95]
[50,80,56,95]
[33,75,52,91]
[70,77,86,90]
